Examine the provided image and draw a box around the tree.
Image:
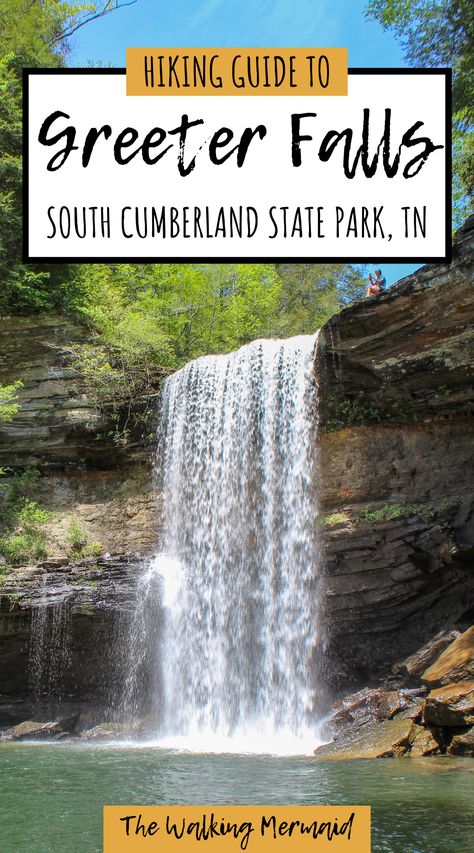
[0,1,139,314]
[366,1,473,223]
[272,264,366,336]
[0,2,137,63]
[366,1,473,121]
[0,55,54,313]
[69,263,282,427]
[77,262,281,365]
[45,2,138,50]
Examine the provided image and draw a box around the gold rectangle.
[104,806,370,852]
[126,48,348,95]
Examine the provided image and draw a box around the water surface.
[1,744,472,853]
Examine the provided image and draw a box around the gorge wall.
[0,216,473,723]
[317,214,474,690]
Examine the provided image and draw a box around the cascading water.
[122,333,323,754]
[29,577,72,712]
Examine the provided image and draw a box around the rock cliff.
[0,217,473,727]
[0,315,159,559]
[317,214,474,691]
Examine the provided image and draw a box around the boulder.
[314,717,415,760]
[321,686,426,742]
[424,680,474,727]
[448,727,474,756]
[408,723,442,756]
[80,722,128,740]
[393,701,425,722]
[392,629,461,684]
[1,711,80,741]
[2,719,65,741]
[422,626,474,687]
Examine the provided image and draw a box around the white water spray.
[123,334,322,753]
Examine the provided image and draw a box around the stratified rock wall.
[317,215,474,691]
[0,217,473,719]
[0,558,138,724]
[0,315,159,558]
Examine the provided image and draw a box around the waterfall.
[123,333,322,753]
[29,577,72,713]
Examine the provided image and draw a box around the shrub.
[67,517,88,555]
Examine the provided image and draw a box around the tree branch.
[49,0,138,48]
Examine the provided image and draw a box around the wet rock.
[80,722,128,740]
[314,717,415,760]
[0,315,158,470]
[318,216,474,689]
[321,686,426,742]
[392,629,461,685]
[2,714,78,740]
[448,726,474,756]
[422,626,474,687]
[0,557,141,720]
[408,723,442,756]
[424,681,474,727]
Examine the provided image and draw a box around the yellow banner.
[104,806,370,852]
[126,48,348,96]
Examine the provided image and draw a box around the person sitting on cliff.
[366,268,386,298]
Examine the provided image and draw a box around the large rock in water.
[424,681,474,727]
[79,722,129,740]
[314,717,415,759]
[1,716,78,741]
[448,727,474,756]
[422,627,474,687]
[408,723,442,757]
[320,685,426,743]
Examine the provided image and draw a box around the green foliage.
[322,500,458,529]
[77,262,282,365]
[322,511,351,528]
[85,541,102,557]
[453,124,474,227]
[366,0,473,216]
[355,496,459,525]
[0,468,52,566]
[0,1,136,68]
[0,380,22,421]
[67,516,101,559]
[67,517,88,555]
[366,1,473,122]
[70,262,365,420]
[325,392,386,430]
[325,389,412,431]
[0,27,67,312]
[274,264,366,337]
[363,503,407,523]
[0,1,63,71]
[0,529,48,564]
[0,2,57,306]
[0,1,138,315]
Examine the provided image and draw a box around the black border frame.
[22,67,452,265]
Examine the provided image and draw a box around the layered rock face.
[317,215,474,690]
[0,218,473,729]
[0,317,158,721]
[0,559,139,725]
[0,316,159,558]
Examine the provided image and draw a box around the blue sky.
[70,0,422,285]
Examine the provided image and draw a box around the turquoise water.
[0,744,473,853]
